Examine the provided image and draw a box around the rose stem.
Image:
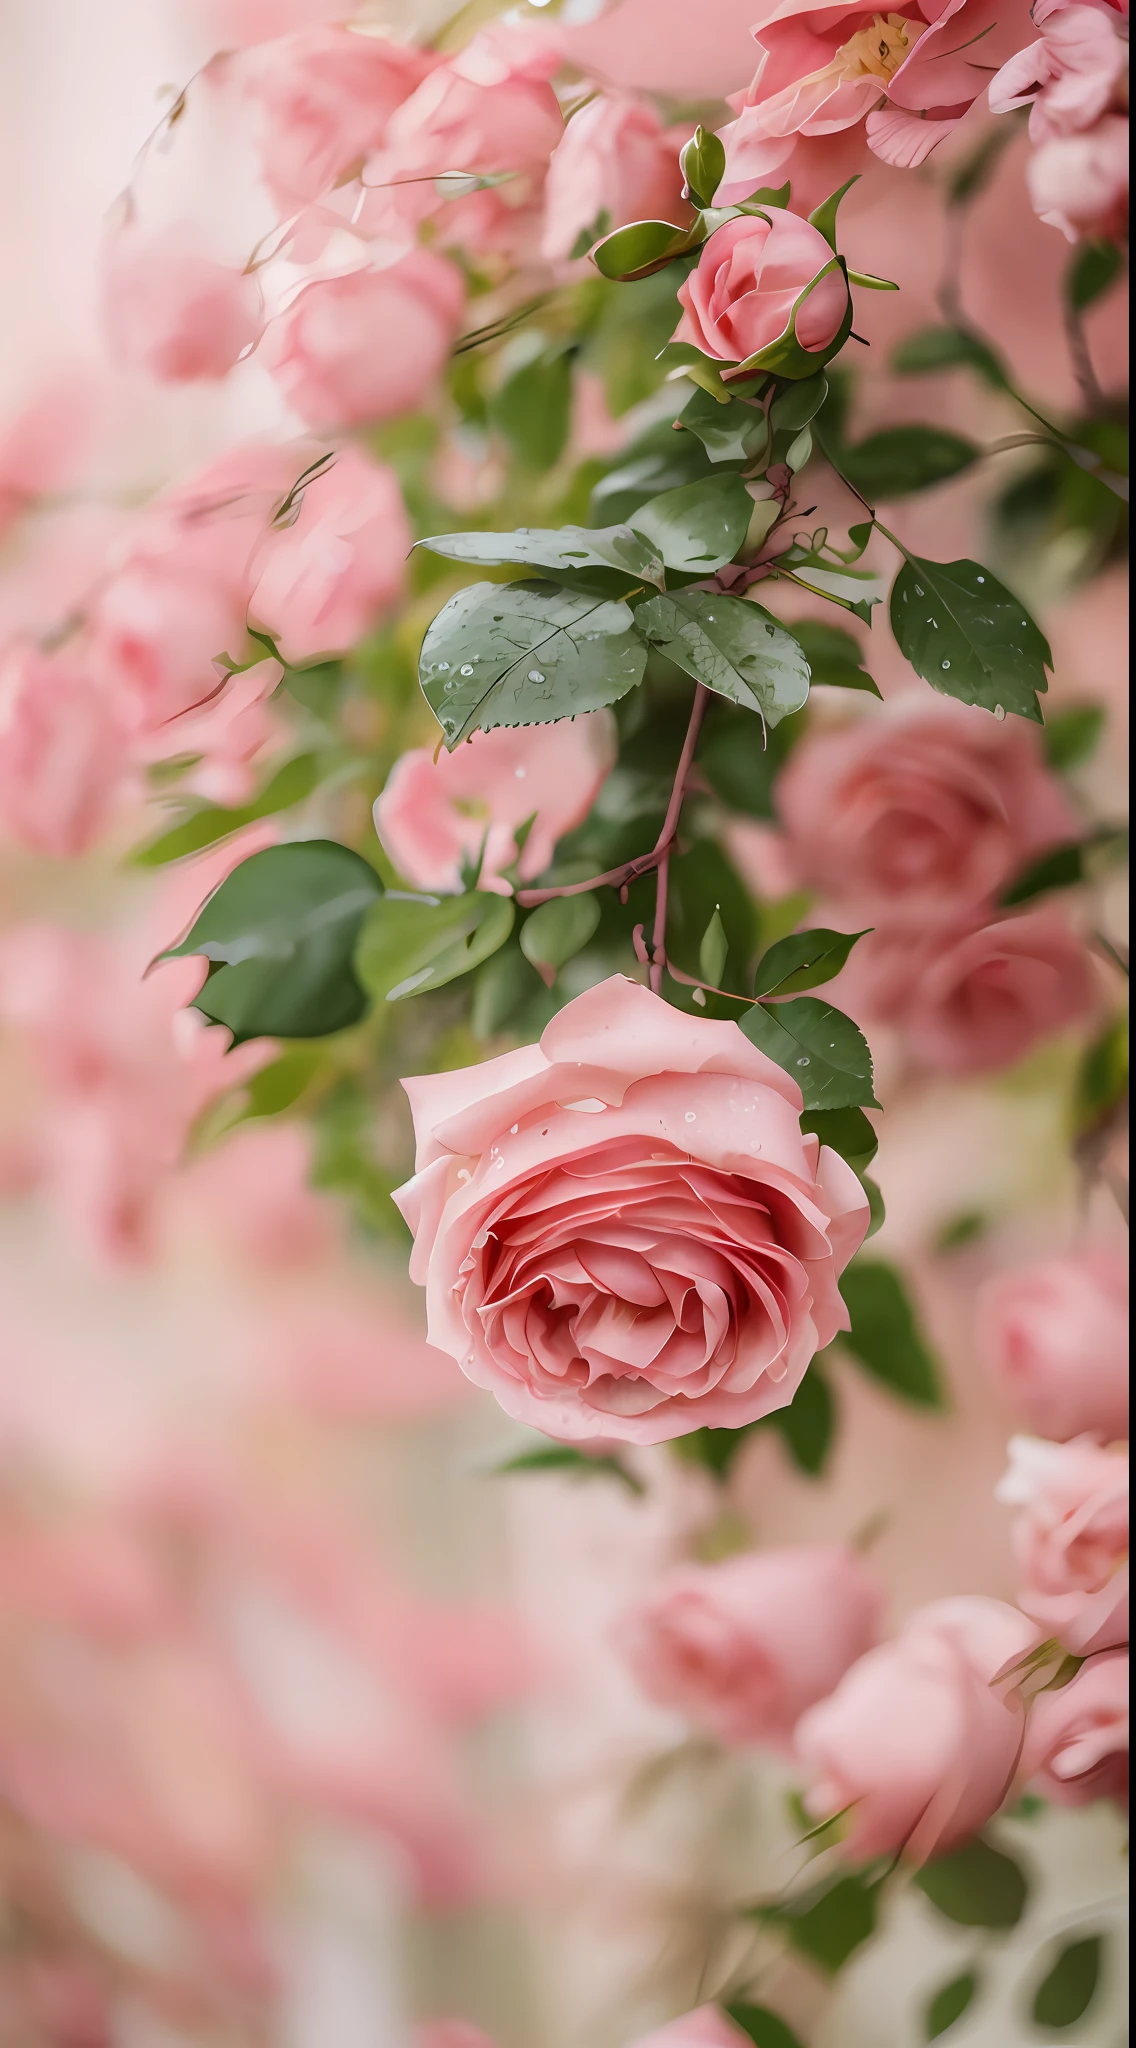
[649,683,709,994]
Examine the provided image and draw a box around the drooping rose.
[674,209,849,365]
[392,977,869,1446]
[1027,114,1129,240]
[100,221,265,384]
[373,717,616,897]
[618,1546,883,1746]
[978,1252,1129,1444]
[795,1597,1040,1861]
[998,1436,1129,1655]
[627,2009,751,2048]
[237,26,433,209]
[247,445,410,665]
[775,696,1078,929]
[0,642,129,859]
[542,94,690,261]
[1022,1650,1129,1805]
[263,255,466,429]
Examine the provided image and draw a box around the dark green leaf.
[637,590,810,723]
[680,124,726,209]
[800,1106,878,1171]
[1042,703,1104,770]
[490,346,572,469]
[740,998,879,1110]
[891,325,1010,391]
[999,826,1128,906]
[861,1172,885,1237]
[470,943,544,1038]
[355,891,513,1002]
[519,894,600,978]
[770,373,828,432]
[725,2001,805,2048]
[753,927,868,998]
[419,581,647,748]
[698,700,798,818]
[1067,241,1124,314]
[591,216,704,281]
[417,523,664,588]
[808,176,859,252]
[915,1837,1028,1929]
[1031,1934,1103,2029]
[839,1259,943,1408]
[790,619,879,696]
[1072,1011,1129,1142]
[492,1442,645,1495]
[772,1355,836,1475]
[160,840,382,1044]
[589,425,716,525]
[699,906,729,988]
[666,837,759,985]
[133,753,321,866]
[889,556,1051,722]
[756,1871,879,1974]
[935,1208,987,1251]
[925,1968,980,2039]
[631,475,754,573]
[678,384,769,464]
[843,426,980,499]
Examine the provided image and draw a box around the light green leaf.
[631,475,754,573]
[890,555,1051,722]
[1031,1934,1103,2029]
[490,345,572,469]
[839,1258,944,1408]
[417,523,664,588]
[699,906,728,987]
[678,384,769,465]
[159,840,382,1044]
[925,1968,980,2039]
[785,425,813,472]
[591,216,705,281]
[519,894,600,979]
[790,619,879,695]
[419,581,648,748]
[843,426,980,498]
[770,373,828,431]
[754,927,868,998]
[740,998,878,1110]
[915,1838,1028,1929]
[355,891,513,1003]
[1042,703,1104,770]
[680,124,726,209]
[808,176,859,251]
[636,590,810,724]
[133,753,321,866]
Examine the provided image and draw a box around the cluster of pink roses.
[990,0,1129,242]
[775,695,1098,1075]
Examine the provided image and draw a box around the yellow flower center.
[837,13,924,81]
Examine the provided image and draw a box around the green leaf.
[1042,703,1104,770]
[240,1044,324,1117]
[160,840,382,1044]
[417,523,664,588]
[756,1870,879,1974]
[680,124,726,209]
[998,827,1127,906]
[355,890,513,1003]
[800,1106,878,1171]
[1067,241,1124,314]
[697,700,798,818]
[699,906,728,988]
[925,1968,980,2039]
[636,590,810,723]
[519,894,600,980]
[589,422,716,525]
[1072,1011,1129,1143]
[490,345,572,469]
[838,1259,943,1408]
[678,384,769,464]
[935,1208,987,1251]
[133,753,321,865]
[915,1837,1028,1929]
[753,927,868,998]
[772,1355,836,1475]
[470,942,544,1038]
[889,555,1051,722]
[419,581,647,748]
[740,998,878,1110]
[770,372,829,432]
[891,325,1010,391]
[591,216,704,282]
[492,1442,645,1495]
[861,1172,885,1238]
[808,176,859,252]
[725,2002,805,2048]
[790,619,879,695]
[631,475,754,573]
[843,426,980,499]
[1031,1934,1103,2029]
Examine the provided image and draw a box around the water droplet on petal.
[515,767,526,779]
[509,1124,519,1134]
[994,703,1006,721]
[684,1111,697,1123]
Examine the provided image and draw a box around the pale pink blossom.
[178,1119,337,1270]
[998,1435,1129,1655]
[248,445,409,665]
[373,716,616,896]
[674,208,849,365]
[796,1597,1040,1861]
[542,94,690,262]
[100,221,264,383]
[371,25,563,185]
[136,654,284,806]
[618,1545,883,1746]
[1022,1649,1129,1804]
[627,2008,752,2048]
[237,25,433,208]
[0,372,95,541]
[1027,113,1129,240]
[263,255,466,430]
[0,641,129,859]
[978,1252,1129,1443]
[991,0,1128,139]
[393,976,868,1446]
[775,696,1078,929]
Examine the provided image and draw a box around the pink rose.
[263,255,465,429]
[618,1545,883,1746]
[1027,114,1129,240]
[0,372,95,542]
[775,697,1078,930]
[796,1597,1040,1862]
[373,717,616,897]
[247,446,409,666]
[978,1252,1129,1444]
[375,26,563,183]
[0,643,128,859]
[100,221,264,384]
[133,656,284,806]
[990,0,1128,140]
[238,26,433,208]
[674,209,849,366]
[1022,1650,1129,1805]
[392,977,869,1446]
[834,910,1096,1075]
[542,94,690,262]
[998,1436,1129,1655]
[628,2011,750,2048]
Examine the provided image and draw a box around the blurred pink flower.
[775,696,1077,929]
[1027,113,1129,240]
[618,1545,883,1747]
[0,372,96,541]
[542,94,690,262]
[628,2008,751,2048]
[0,641,129,858]
[248,444,409,665]
[253,1292,468,1422]
[373,715,616,896]
[100,221,264,383]
[136,654,284,806]
[372,25,563,185]
[264,256,466,429]
[178,1118,338,1269]
[417,2025,500,2048]
[990,0,1128,139]
[998,1435,1129,1655]
[237,25,433,209]
[795,1596,1039,1861]
[674,209,849,364]
[978,1251,1129,1443]
[1022,1648,1129,1804]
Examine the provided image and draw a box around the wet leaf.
[890,555,1050,722]
[420,581,648,748]
[637,591,810,724]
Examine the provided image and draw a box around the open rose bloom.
[393,977,868,1445]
